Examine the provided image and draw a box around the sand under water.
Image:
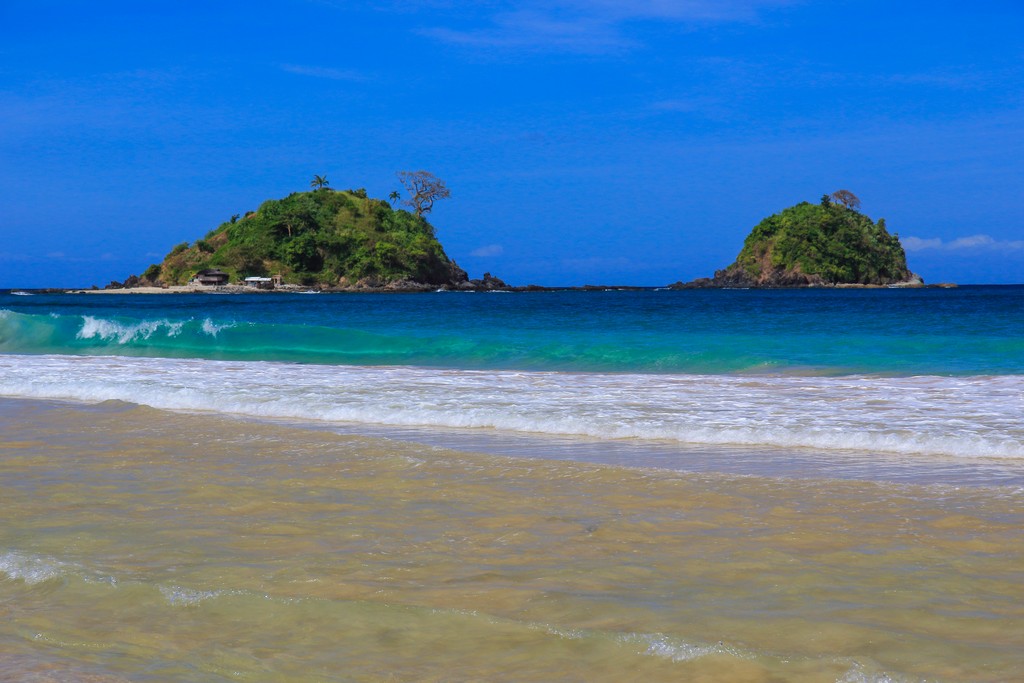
[1,397,1021,682]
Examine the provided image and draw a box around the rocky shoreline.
[31,279,959,295]
[666,273,957,289]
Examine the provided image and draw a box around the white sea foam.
[200,318,234,337]
[0,354,1022,460]
[837,662,920,683]
[159,585,226,606]
[77,316,185,343]
[0,550,121,588]
[623,632,725,662]
[0,551,68,584]
[543,626,730,663]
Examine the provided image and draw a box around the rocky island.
[676,191,923,288]
[115,182,506,292]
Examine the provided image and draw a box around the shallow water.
[2,398,1022,682]
[3,355,1024,468]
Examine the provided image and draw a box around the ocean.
[0,287,1022,681]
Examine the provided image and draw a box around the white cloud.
[280,64,366,81]
[420,11,630,53]
[565,0,796,22]
[470,244,504,257]
[418,0,797,53]
[903,234,1024,252]
[43,251,124,263]
[901,237,942,251]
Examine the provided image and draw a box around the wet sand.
[1,397,1022,681]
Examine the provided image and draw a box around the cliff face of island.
[680,196,920,288]
[134,188,497,290]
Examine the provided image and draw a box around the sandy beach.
[67,284,280,295]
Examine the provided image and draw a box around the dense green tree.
[151,189,457,286]
[142,264,161,281]
[725,199,911,285]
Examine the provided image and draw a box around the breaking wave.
[1,354,1021,460]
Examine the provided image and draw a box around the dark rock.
[383,279,435,292]
[448,260,469,284]
[710,265,827,288]
[481,272,507,289]
[667,278,713,289]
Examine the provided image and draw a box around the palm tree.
[310,175,329,191]
[388,190,401,205]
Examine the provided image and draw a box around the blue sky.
[2,1,1022,287]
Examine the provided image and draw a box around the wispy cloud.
[0,251,121,264]
[44,251,120,263]
[650,94,731,116]
[470,244,504,257]
[886,72,977,89]
[420,11,630,53]
[903,234,1024,252]
[564,0,796,22]
[417,0,797,53]
[280,64,367,81]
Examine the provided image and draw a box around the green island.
[129,181,487,291]
[679,191,923,288]
[114,185,934,293]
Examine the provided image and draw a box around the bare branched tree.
[396,170,450,216]
[830,189,861,210]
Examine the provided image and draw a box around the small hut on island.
[243,276,274,290]
[192,269,230,286]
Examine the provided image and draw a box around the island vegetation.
[136,174,471,289]
[682,190,919,288]
[108,184,929,294]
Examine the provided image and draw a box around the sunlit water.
[1,289,1023,681]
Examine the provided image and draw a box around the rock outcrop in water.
[674,194,921,288]
[129,188,504,291]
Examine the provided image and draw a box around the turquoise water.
[3,286,1023,471]
[3,287,1024,375]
